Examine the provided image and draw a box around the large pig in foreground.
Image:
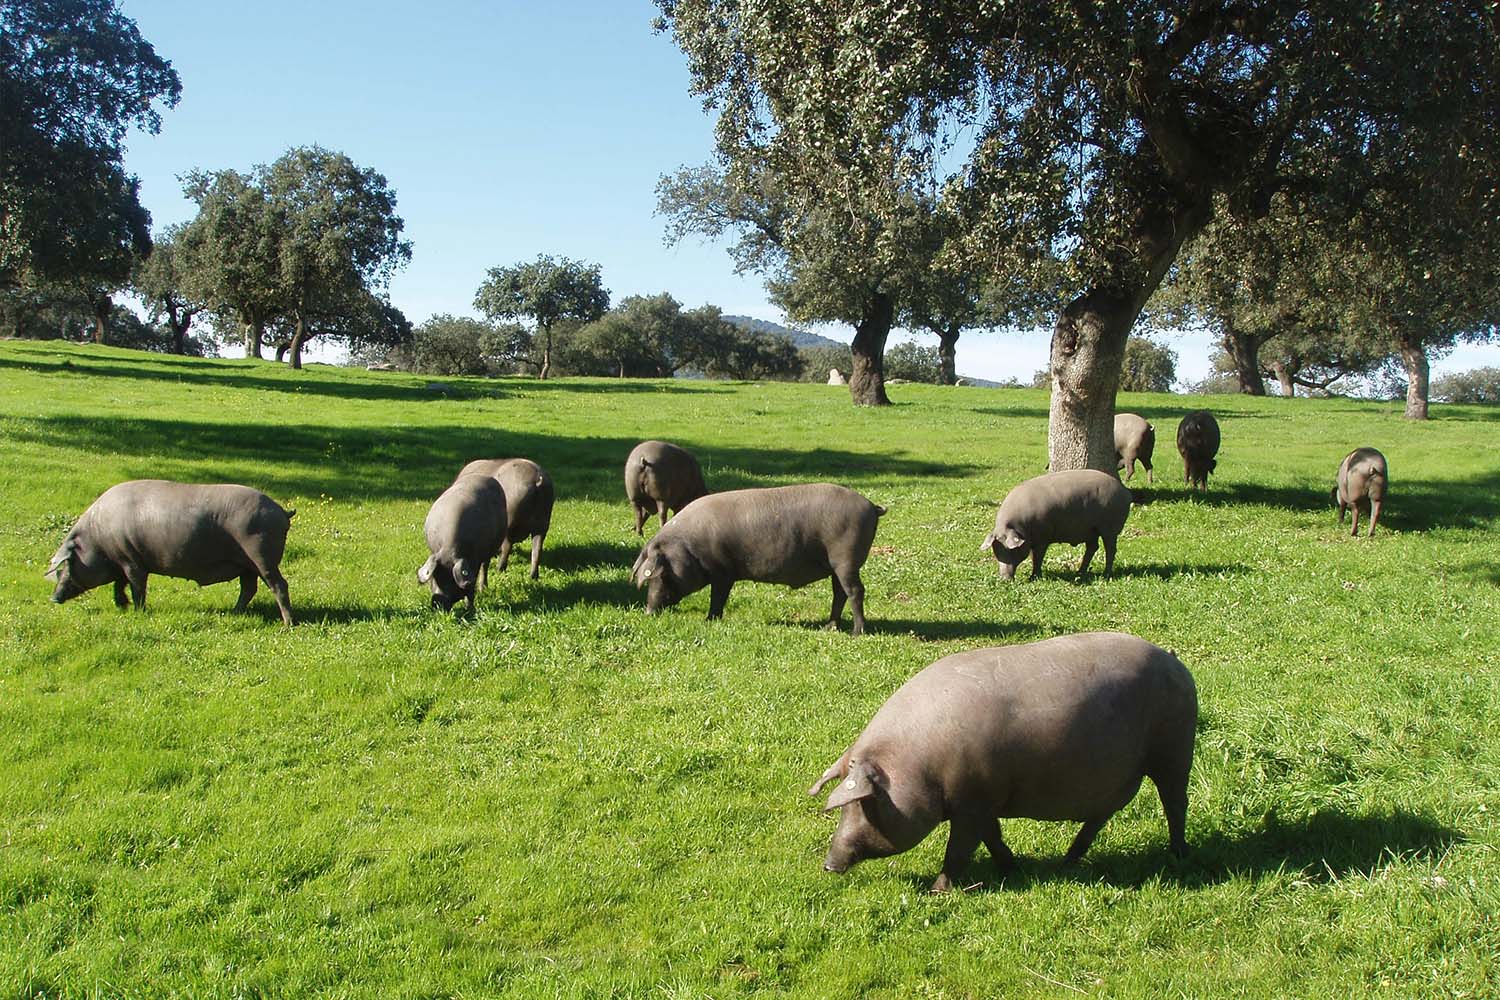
[1334,447,1388,537]
[811,632,1197,892]
[456,457,555,580]
[625,440,708,534]
[1176,410,1221,491]
[1114,413,1156,483]
[45,480,295,626]
[981,470,1131,580]
[629,483,885,635]
[417,474,505,612]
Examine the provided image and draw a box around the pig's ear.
[978,532,995,554]
[998,528,1026,550]
[44,538,75,579]
[807,756,847,797]
[416,556,436,585]
[822,760,886,812]
[629,548,648,586]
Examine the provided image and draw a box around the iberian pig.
[1114,413,1156,483]
[810,632,1197,892]
[456,458,555,580]
[45,480,295,626]
[625,440,708,534]
[980,470,1131,580]
[418,474,505,612]
[1176,410,1221,491]
[1334,447,1388,537]
[629,483,885,635]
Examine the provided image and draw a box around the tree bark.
[245,318,265,359]
[1399,338,1429,420]
[288,314,308,369]
[1270,361,1295,397]
[937,324,959,386]
[1221,320,1267,395]
[91,294,111,344]
[539,324,553,380]
[847,291,894,406]
[1047,290,1137,472]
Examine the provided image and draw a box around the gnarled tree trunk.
[1221,320,1267,395]
[937,323,960,386]
[1048,290,1136,472]
[1399,338,1429,420]
[539,324,554,380]
[90,293,111,344]
[847,292,894,406]
[245,318,265,359]
[1270,361,1295,397]
[288,315,308,369]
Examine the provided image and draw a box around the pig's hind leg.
[234,572,259,611]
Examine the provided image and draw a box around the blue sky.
[118,0,1495,384]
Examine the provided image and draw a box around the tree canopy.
[657,1,1500,462]
[474,256,609,379]
[0,0,179,288]
[178,147,411,367]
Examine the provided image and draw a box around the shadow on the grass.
[900,807,1461,894]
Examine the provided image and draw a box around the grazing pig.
[625,440,708,534]
[45,480,295,626]
[1334,447,1388,537]
[417,474,505,612]
[980,470,1131,580]
[810,632,1197,892]
[456,458,555,580]
[1176,410,1221,491]
[1114,413,1156,483]
[628,483,885,635]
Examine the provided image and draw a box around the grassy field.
[1,339,1497,999]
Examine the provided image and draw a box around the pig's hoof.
[928,874,955,894]
[821,620,841,632]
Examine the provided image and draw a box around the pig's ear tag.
[823,760,883,811]
[642,568,651,579]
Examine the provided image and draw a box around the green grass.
[1,339,1497,998]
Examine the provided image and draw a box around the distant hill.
[723,315,845,350]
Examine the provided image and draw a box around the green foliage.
[796,343,853,383]
[1120,337,1177,393]
[1433,367,1500,405]
[177,148,412,367]
[3,340,1499,996]
[882,340,942,384]
[0,0,180,286]
[473,255,609,379]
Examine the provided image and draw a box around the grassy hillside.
[1,340,1497,998]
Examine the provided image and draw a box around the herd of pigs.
[40,408,1391,891]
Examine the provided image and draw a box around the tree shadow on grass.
[0,354,742,404]
[12,415,978,506]
[910,807,1460,894]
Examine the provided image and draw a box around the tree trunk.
[937,325,959,386]
[847,291,894,406]
[275,341,289,363]
[1221,321,1267,395]
[91,294,111,344]
[539,324,552,380]
[245,319,265,359]
[1399,338,1429,420]
[169,314,189,355]
[1047,290,1136,471]
[288,315,308,369]
[1270,361,1295,397]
